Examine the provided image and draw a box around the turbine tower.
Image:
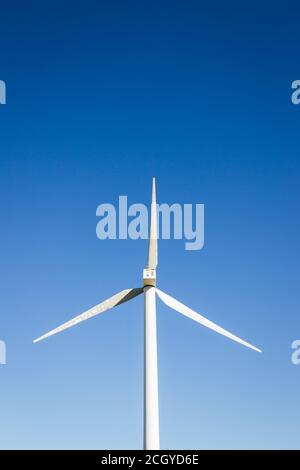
[34,178,261,450]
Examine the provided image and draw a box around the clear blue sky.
[0,0,300,449]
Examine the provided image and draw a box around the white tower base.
[144,286,160,450]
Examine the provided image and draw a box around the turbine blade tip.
[152,178,156,201]
[249,344,262,353]
[33,335,45,343]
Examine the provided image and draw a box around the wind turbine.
[34,178,262,450]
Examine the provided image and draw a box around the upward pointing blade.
[33,287,143,343]
[147,177,158,269]
[156,288,262,353]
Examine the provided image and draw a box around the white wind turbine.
[34,178,262,450]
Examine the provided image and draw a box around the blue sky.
[0,0,300,449]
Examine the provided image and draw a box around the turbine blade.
[34,287,143,343]
[156,289,261,353]
[147,177,158,269]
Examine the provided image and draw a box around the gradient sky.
[0,0,300,449]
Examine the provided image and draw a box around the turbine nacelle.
[143,268,156,287]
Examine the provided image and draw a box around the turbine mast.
[144,285,160,449]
